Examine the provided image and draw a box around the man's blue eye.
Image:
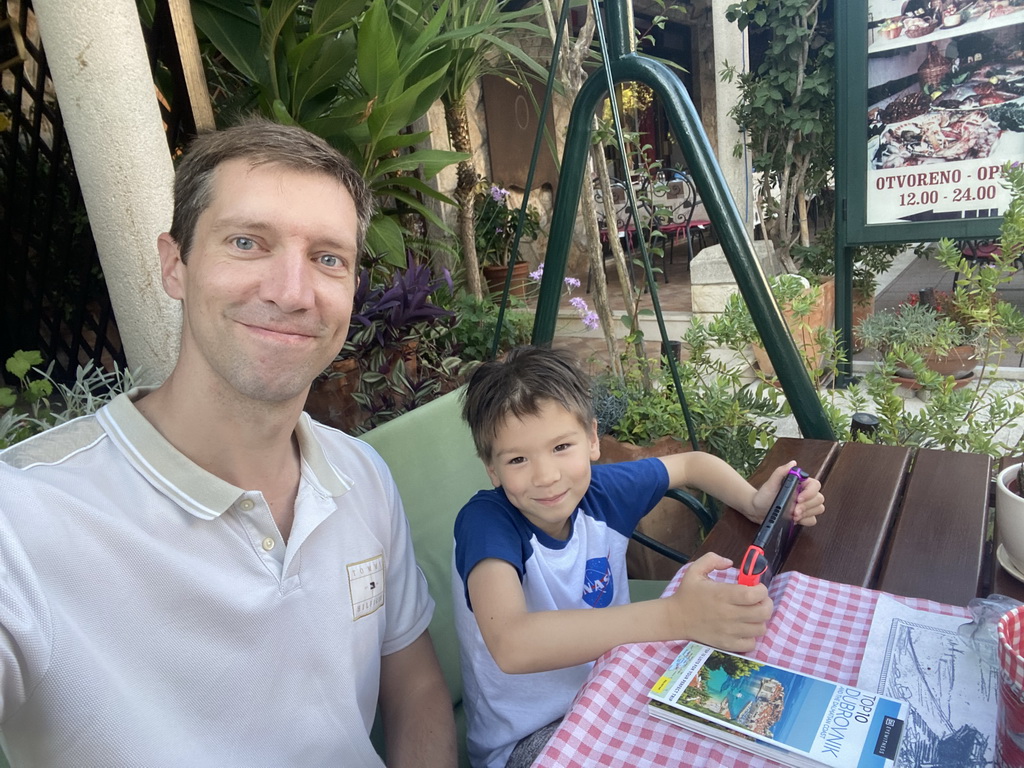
[319,254,340,267]
[234,237,255,251]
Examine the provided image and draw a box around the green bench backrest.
[361,386,489,707]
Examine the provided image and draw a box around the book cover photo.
[648,643,907,768]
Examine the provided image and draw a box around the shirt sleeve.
[453,490,531,611]
[583,458,671,537]
[362,450,435,657]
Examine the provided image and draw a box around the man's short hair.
[462,346,595,463]
[168,116,375,261]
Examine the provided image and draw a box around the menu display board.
[865,0,1024,225]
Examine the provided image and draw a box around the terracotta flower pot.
[851,288,875,353]
[304,358,365,432]
[483,261,531,299]
[895,344,977,379]
[754,278,834,377]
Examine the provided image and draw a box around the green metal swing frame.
[523,0,835,442]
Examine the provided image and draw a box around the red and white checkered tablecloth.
[532,566,971,768]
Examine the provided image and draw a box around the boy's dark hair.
[462,345,595,463]
[169,116,375,262]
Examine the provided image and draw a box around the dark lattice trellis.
[0,0,201,385]
[0,0,126,382]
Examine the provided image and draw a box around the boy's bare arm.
[659,453,825,526]
[468,554,771,675]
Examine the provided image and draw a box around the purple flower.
[583,311,600,330]
[529,266,545,281]
[570,297,588,312]
[490,185,508,202]
[564,276,581,290]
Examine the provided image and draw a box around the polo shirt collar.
[97,388,351,520]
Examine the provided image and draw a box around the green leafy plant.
[1,351,136,448]
[192,0,469,265]
[435,0,547,297]
[812,162,1024,457]
[711,273,837,382]
[0,350,52,410]
[445,293,534,363]
[793,232,905,300]
[722,0,835,272]
[474,182,540,267]
[855,300,978,359]
[593,321,782,477]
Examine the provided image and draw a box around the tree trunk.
[579,160,621,374]
[797,189,810,249]
[541,0,620,370]
[593,145,635,304]
[443,96,483,299]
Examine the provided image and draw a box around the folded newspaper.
[648,642,907,767]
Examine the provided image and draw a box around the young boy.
[452,346,825,768]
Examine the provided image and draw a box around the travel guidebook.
[648,643,908,767]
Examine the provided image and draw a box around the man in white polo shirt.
[0,119,456,766]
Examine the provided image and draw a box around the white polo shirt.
[0,389,433,767]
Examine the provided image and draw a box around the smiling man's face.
[157,158,359,406]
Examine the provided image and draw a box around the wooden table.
[695,437,1000,607]
[534,438,1008,767]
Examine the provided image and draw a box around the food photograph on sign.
[866,1,1024,224]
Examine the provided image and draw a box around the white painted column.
[690,2,765,319]
[708,0,754,232]
[32,0,180,383]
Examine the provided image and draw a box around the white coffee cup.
[996,464,1024,574]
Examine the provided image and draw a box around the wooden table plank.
[695,437,838,565]
[878,448,991,606]
[783,442,912,589]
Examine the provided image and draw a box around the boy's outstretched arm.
[660,453,825,526]
[467,552,771,675]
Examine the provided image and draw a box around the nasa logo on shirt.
[582,556,614,607]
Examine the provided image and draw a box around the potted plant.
[711,273,836,382]
[792,232,909,352]
[305,255,463,433]
[474,181,540,297]
[445,293,534,364]
[856,293,981,384]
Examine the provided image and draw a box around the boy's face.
[485,399,600,540]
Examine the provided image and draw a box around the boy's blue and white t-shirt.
[452,458,670,768]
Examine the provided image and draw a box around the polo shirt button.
[262,537,275,551]
[239,499,255,511]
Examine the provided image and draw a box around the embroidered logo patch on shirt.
[582,556,614,608]
[347,555,385,620]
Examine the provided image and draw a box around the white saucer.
[997,544,1024,584]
